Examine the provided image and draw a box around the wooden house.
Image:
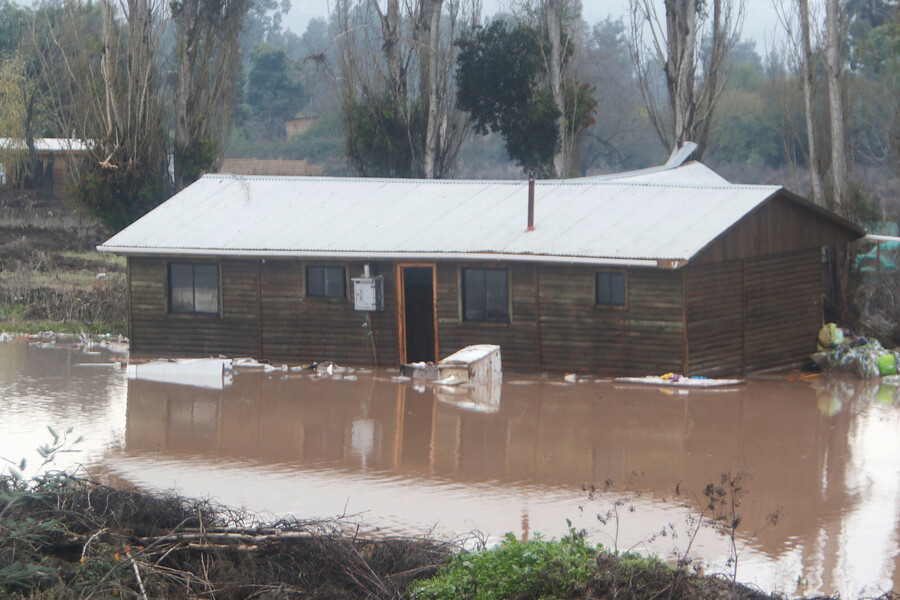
[98,161,864,377]
[219,158,325,177]
[0,138,88,192]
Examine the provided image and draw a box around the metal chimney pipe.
[527,176,535,232]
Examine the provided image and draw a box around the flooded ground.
[2,340,900,598]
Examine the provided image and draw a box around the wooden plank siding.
[434,262,540,371]
[684,250,823,376]
[537,265,685,376]
[692,193,860,265]
[129,256,261,358]
[128,257,399,365]
[741,250,822,372]
[127,250,823,376]
[258,259,399,365]
[685,261,745,377]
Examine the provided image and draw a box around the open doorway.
[399,265,436,364]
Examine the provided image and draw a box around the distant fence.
[219,158,325,177]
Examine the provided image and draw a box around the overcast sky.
[285,0,784,48]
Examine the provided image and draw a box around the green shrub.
[408,526,597,600]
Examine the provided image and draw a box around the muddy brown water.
[2,340,900,598]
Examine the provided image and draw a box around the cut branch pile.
[0,475,454,599]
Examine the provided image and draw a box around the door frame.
[396,263,439,364]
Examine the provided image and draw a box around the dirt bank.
[0,200,126,334]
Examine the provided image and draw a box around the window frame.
[305,264,347,299]
[461,266,511,323]
[167,262,221,315]
[594,270,628,309]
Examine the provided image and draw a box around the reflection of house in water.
[125,375,856,541]
[117,373,900,596]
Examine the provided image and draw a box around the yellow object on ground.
[817,323,844,352]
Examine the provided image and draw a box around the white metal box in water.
[352,275,384,311]
[438,344,502,383]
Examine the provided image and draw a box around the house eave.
[97,246,673,268]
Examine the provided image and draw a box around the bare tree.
[419,0,449,178]
[32,0,169,230]
[335,0,479,178]
[798,0,827,206]
[775,0,854,320]
[0,5,68,191]
[629,0,744,159]
[825,0,852,322]
[773,0,828,205]
[171,0,252,191]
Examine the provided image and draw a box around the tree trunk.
[172,0,247,191]
[695,0,722,158]
[798,0,826,207]
[374,0,405,100]
[546,0,566,177]
[825,0,847,212]
[825,0,850,322]
[422,0,443,179]
[173,14,198,192]
[666,0,697,150]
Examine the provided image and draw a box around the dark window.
[169,263,219,314]
[307,265,346,298]
[463,268,509,322]
[596,271,626,307]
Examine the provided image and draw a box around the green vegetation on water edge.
[409,529,598,600]
[0,304,126,337]
[0,317,127,337]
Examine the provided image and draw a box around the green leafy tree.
[0,0,28,56]
[456,19,563,176]
[246,42,306,138]
[344,93,425,177]
[851,13,900,171]
[705,42,787,168]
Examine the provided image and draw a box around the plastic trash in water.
[878,353,898,376]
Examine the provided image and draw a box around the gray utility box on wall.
[352,274,384,311]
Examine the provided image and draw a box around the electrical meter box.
[352,275,384,311]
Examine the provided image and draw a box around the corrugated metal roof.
[100,165,789,265]
[587,162,731,186]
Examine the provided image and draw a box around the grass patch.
[409,527,596,600]
[0,318,127,336]
[0,248,127,336]
[56,250,125,266]
[0,269,123,289]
